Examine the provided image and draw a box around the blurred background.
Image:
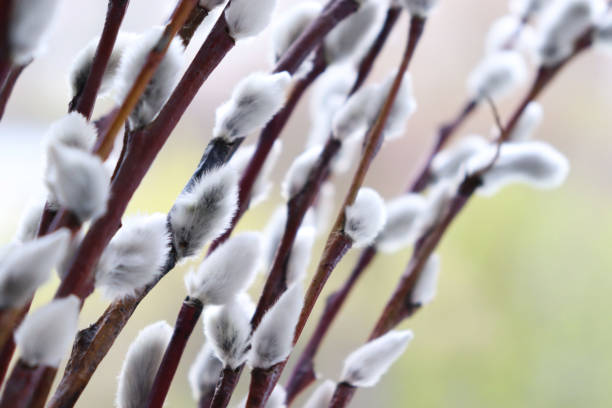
[1,0,612,407]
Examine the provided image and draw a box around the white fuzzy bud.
[282,146,322,199]
[14,201,45,243]
[430,136,489,181]
[467,141,570,195]
[537,0,599,66]
[303,380,336,408]
[225,0,277,40]
[45,112,98,152]
[116,321,173,408]
[115,27,184,129]
[344,188,387,247]
[411,254,440,305]
[287,226,316,285]
[0,229,70,309]
[272,2,322,62]
[507,102,543,141]
[324,1,384,64]
[95,214,170,300]
[340,330,413,387]
[230,140,282,207]
[419,179,457,232]
[69,32,135,99]
[45,143,110,221]
[213,71,292,141]
[375,194,428,253]
[467,51,527,101]
[185,232,262,305]
[169,164,239,259]
[199,0,226,11]
[249,284,303,369]
[262,206,287,272]
[307,66,356,148]
[203,294,254,369]
[189,343,223,401]
[399,0,439,17]
[8,0,61,64]
[14,296,80,367]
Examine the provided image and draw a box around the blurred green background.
[1,0,612,407]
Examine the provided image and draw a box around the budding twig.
[69,0,130,118]
[144,297,203,408]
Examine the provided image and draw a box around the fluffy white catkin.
[467,50,527,101]
[271,2,322,62]
[331,82,378,141]
[225,0,277,40]
[115,27,184,129]
[467,141,570,195]
[185,232,262,305]
[213,71,292,142]
[341,330,414,387]
[430,136,490,181]
[302,380,336,408]
[45,112,98,152]
[0,229,70,309]
[324,1,383,64]
[14,295,80,367]
[485,15,536,54]
[344,187,387,247]
[410,253,440,305]
[95,213,170,300]
[375,194,428,253]
[262,206,288,272]
[116,321,173,408]
[399,0,440,17]
[45,143,110,221]
[537,0,599,65]
[381,72,417,140]
[188,343,223,401]
[282,145,322,199]
[69,32,136,99]
[8,0,61,64]
[249,284,303,369]
[203,294,254,369]
[169,164,239,259]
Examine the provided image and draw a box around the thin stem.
[178,4,208,47]
[69,0,130,118]
[145,297,203,408]
[93,0,197,159]
[245,365,283,407]
[0,361,49,408]
[328,382,356,408]
[209,366,243,408]
[350,6,402,94]
[285,246,376,403]
[274,0,358,74]
[0,63,24,120]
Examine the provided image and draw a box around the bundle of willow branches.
[0,0,610,407]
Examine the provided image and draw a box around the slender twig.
[328,382,356,408]
[69,0,130,118]
[209,367,243,408]
[0,0,13,91]
[285,246,376,403]
[145,297,203,408]
[0,361,48,408]
[0,64,25,120]
[178,4,208,47]
[241,15,427,408]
